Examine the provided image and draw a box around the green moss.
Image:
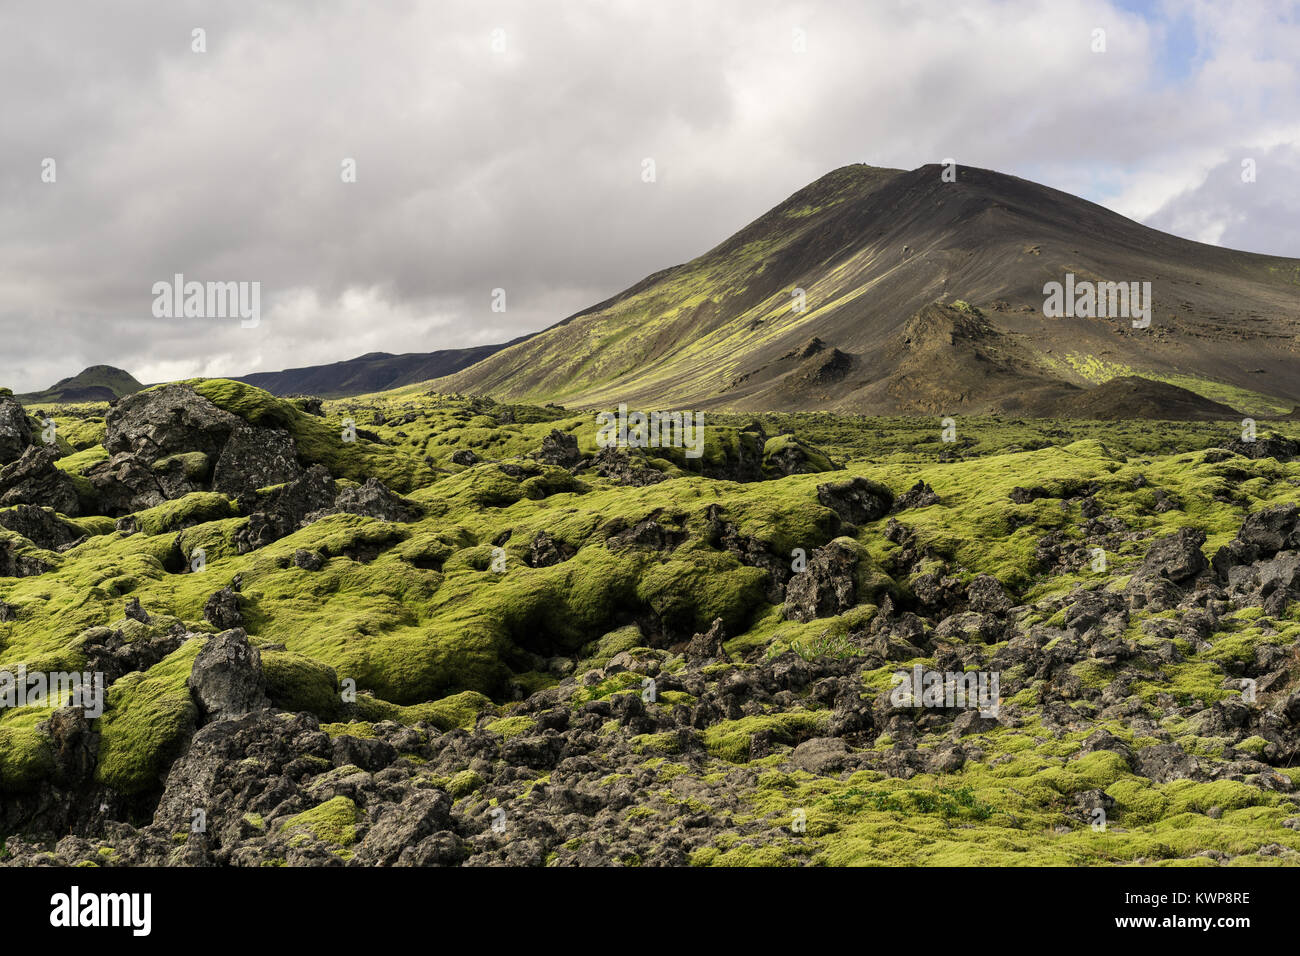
[704,710,831,763]
[632,732,688,755]
[279,795,360,847]
[133,492,237,536]
[153,452,212,481]
[447,769,485,798]
[94,639,202,795]
[577,625,643,671]
[188,379,426,492]
[486,715,535,740]
[0,707,56,793]
[262,650,340,718]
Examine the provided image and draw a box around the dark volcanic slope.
[235,339,526,398]
[433,163,1300,417]
[1049,376,1243,421]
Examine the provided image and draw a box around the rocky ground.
[0,380,1299,866]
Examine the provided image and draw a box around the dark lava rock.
[85,452,165,515]
[685,617,727,663]
[293,549,325,571]
[817,476,893,527]
[586,447,667,486]
[1213,504,1300,577]
[535,429,583,468]
[203,587,244,630]
[187,628,269,723]
[607,516,687,552]
[355,790,455,866]
[81,624,187,684]
[789,736,849,774]
[327,478,419,523]
[1127,528,1208,609]
[527,530,575,568]
[105,384,243,463]
[1220,436,1299,462]
[1133,742,1202,784]
[235,465,337,553]
[0,540,50,577]
[212,425,302,497]
[0,395,32,465]
[784,540,858,622]
[894,479,940,510]
[450,449,479,466]
[0,504,82,551]
[39,707,100,786]
[966,573,1013,614]
[0,447,82,516]
[124,597,151,623]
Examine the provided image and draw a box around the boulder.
[0,446,82,516]
[685,617,727,662]
[784,540,859,622]
[327,479,418,523]
[187,628,269,723]
[105,384,244,463]
[0,504,82,551]
[966,573,1012,614]
[894,479,939,510]
[534,429,582,468]
[85,452,165,515]
[211,425,302,497]
[789,736,850,774]
[203,587,244,630]
[817,477,893,527]
[235,465,337,553]
[0,396,32,465]
[527,530,574,568]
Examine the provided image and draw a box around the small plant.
[790,631,859,662]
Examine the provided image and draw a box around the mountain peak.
[18,365,144,404]
[432,163,1300,419]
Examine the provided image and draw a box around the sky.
[1,0,1297,393]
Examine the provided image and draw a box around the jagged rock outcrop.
[0,446,81,516]
[817,476,893,527]
[187,629,269,723]
[0,395,32,465]
[784,540,859,622]
[0,504,82,551]
[235,465,337,553]
[211,425,302,497]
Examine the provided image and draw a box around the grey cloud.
[0,0,1297,391]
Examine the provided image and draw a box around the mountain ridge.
[428,162,1300,418]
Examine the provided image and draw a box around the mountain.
[233,341,524,398]
[16,365,144,404]
[431,163,1300,418]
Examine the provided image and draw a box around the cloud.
[0,0,1297,391]
[1143,145,1300,256]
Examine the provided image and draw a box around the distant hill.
[232,340,527,398]
[17,365,144,404]
[1048,376,1243,421]
[429,163,1300,418]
